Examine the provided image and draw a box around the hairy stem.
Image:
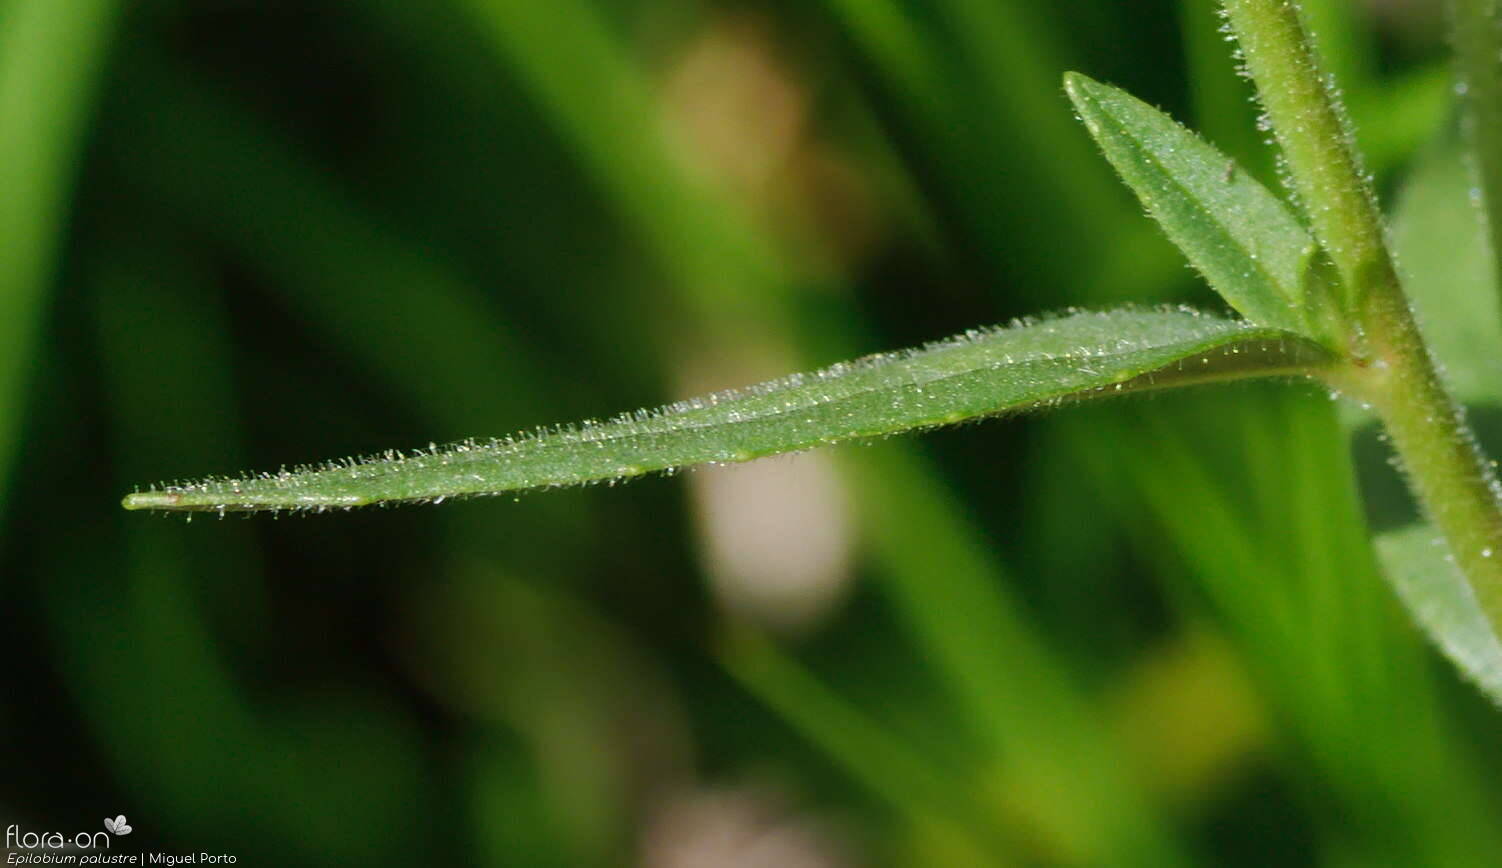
[1224,0,1502,631]
[1337,293,1502,622]
[1451,0,1502,305]
[1219,0,1391,314]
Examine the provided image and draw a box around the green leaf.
[1064,72,1318,335]
[718,626,1000,856]
[1375,523,1502,702]
[124,308,1329,513]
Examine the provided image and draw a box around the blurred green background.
[3,0,1500,865]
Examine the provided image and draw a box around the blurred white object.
[676,337,856,632]
[690,450,854,631]
[640,784,853,868]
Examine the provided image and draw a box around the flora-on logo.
[103,815,132,836]
[6,820,114,850]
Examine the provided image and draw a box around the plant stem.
[1223,0,1502,629]
[1450,0,1502,306]
[1219,0,1389,314]
[1344,291,1502,624]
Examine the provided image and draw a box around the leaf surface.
[124,308,1328,513]
[1065,73,1317,334]
[1376,523,1502,702]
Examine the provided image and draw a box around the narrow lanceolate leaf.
[1376,524,1502,703]
[1065,72,1319,335]
[123,308,1329,514]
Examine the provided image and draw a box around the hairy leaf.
[123,308,1329,513]
[1376,523,1502,702]
[1065,73,1318,334]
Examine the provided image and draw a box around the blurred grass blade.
[1065,73,1318,334]
[105,58,595,553]
[1450,0,1502,302]
[1096,389,1502,862]
[817,0,1183,304]
[930,0,1121,233]
[720,627,1005,860]
[1346,64,1452,182]
[852,447,1186,866]
[1299,0,1375,100]
[124,308,1329,512]
[454,0,788,327]
[1376,524,1502,701]
[1179,0,1266,171]
[0,0,119,508]
[66,232,430,862]
[108,59,556,434]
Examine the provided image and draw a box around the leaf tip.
[1062,70,1092,103]
[122,490,181,511]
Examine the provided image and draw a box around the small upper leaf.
[1065,72,1318,335]
[1376,523,1502,703]
[123,308,1328,513]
